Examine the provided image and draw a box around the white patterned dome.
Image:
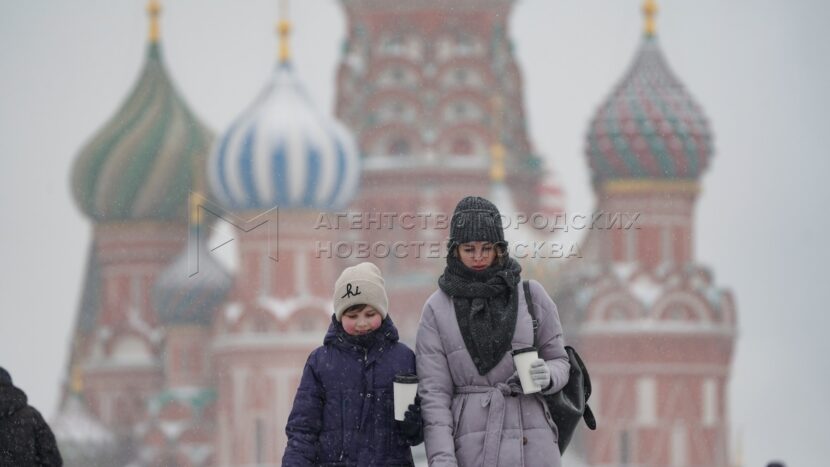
[209,62,361,211]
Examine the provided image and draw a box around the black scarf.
[438,255,522,375]
[334,319,381,350]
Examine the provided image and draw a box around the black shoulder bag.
[523,280,597,454]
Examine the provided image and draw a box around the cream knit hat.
[333,262,389,321]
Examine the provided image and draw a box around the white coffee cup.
[393,374,419,421]
[511,347,542,394]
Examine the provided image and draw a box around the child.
[282,262,422,467]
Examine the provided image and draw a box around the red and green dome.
[71,43,214,222]
[585,36,713,185]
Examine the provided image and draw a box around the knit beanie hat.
[448,196,506,250]
[0,367,12,386]
[333,262,389,321]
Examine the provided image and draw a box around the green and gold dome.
[72,1,213,222]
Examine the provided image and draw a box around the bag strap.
[522,280,540,349]
[524,280,599,431]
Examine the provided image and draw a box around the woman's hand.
[529,358,552,390]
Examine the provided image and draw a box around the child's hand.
[505,371,523,394]
[529,358,551,389]
[395,395,423,446]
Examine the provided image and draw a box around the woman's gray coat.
[416,279,570,467]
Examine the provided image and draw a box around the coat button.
[522,436,528,445]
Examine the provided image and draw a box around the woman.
[416,196,570,466]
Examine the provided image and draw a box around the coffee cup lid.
[511,347,537,356]
[394,374,418,384]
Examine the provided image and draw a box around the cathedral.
[54,1,736,466]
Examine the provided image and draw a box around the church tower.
[63,1,215,460]
[555,2,737,465]
[207,3,361,463]
[334,0,564,332]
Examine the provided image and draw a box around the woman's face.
[341,305,382,336]
[457,241,497,271]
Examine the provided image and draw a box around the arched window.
[442,67,484,89]
[451,137,473,155]
[666,306,687,320]
[379,66,417,88]
[388,138,410,156]
[382,36,405,56]
[255,316,269,333]
[457,34,475,55]
[443,100,483,123]
[255,419,266,464]
[607,306,629,321]
[619,429,631,465]
[177,345,190,375]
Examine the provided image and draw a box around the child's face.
[341,305,382,336]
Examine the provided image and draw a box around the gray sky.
[1,1,828,465]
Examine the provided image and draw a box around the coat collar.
[324,314,400,365]
[0,384,27,418]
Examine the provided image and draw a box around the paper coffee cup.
[393,374,419,421]
[511,347,542,394]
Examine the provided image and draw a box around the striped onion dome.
[208,62,360,211]
[153,225,232,325]
[585,35,713,185]
[71,43,213,221]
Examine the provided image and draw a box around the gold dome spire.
[189,192,202,225]
[490,95,506,183]
[189,133,205,226]
[643,0,658,37]
[70,365,83,394]
[277,0,292,63]
[147,0,161,43]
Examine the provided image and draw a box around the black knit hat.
[448,196,505,249]
[0,366,12,386]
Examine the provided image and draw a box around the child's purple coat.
[283,316,416,467]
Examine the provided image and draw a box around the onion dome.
[208,18,360,211]
[153,198,232,325]
[71,1,214,222]
[585,0,712,186]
